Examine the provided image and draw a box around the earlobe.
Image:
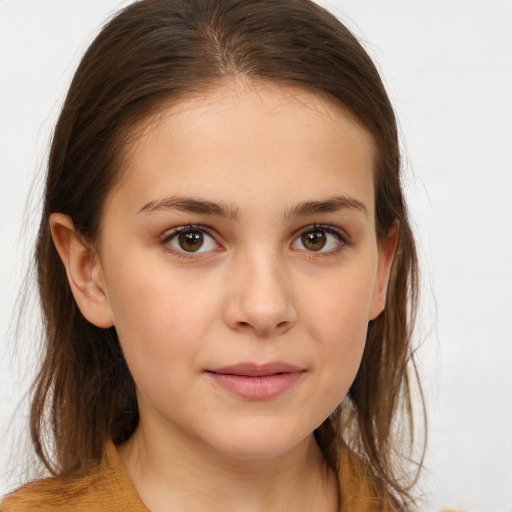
[49,213,114,328]
[368,221,399,321]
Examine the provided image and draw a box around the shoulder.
[1,441,148,512]
[1,474,100,512]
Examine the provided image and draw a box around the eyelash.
[160,224,219,260]
[294,224,350,256]
[159,223,350,259]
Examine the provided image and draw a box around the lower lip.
[206,371,304,400]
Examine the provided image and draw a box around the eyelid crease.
[160,223,216,243]
[290,223,351,256]
[158,223,351,261]
[159,224,221,260]
[297,223,351,243]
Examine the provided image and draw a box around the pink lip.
[206,363,305,400]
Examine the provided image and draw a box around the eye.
[166,227,218,253]
[291,226,346,252]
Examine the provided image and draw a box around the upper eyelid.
[289,224,350,258]
[159,223,350,245]
[161,224,216,240]
[160,225,220,258]
[295,223,349,241]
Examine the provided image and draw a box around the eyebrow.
[285,195,367,219]
[137,194,367,220]
[137,196,239,220]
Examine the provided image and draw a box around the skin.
[51,81,397,512]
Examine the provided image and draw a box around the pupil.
[302,231,326,251]
[179,231,203,252]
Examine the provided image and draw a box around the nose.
[223,252,297,337]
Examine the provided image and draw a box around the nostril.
[234,320,290,333]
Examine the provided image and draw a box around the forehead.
[108,80,376,218]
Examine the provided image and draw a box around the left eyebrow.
[285,195,368,219]
[137,196,239,220]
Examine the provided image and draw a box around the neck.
[118,424,339,512]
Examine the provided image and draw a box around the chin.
[203,420,315,461]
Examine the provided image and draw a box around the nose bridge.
[224,243,296,336]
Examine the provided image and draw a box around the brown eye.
[291,226,345,253]
[178,231,204,252]
[301,230,326,251]
[168,228,217,254]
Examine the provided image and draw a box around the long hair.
[30,0,423,508]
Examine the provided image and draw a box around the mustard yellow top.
[1,441,149,512]
[1,441,467,512]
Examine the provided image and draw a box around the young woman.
[2,0,428,510]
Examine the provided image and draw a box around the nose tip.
[223,259,297,337]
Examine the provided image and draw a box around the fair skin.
[50,81,397,512]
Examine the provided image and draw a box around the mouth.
[205,362,305,400]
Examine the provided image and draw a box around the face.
[81,82,394,460]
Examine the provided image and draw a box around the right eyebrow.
[137,196,239,220]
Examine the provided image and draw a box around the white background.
[1,1,511,510]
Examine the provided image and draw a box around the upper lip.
[207,362,304,377]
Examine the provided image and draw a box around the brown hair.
[30,0,423,509]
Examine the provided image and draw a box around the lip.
[206,362,305,400]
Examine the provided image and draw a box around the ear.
[49,213,114,328]
[368,221,399,321]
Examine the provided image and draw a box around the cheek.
[302,261,376,396]
[305,260,376,339]
[103,254,221,377]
